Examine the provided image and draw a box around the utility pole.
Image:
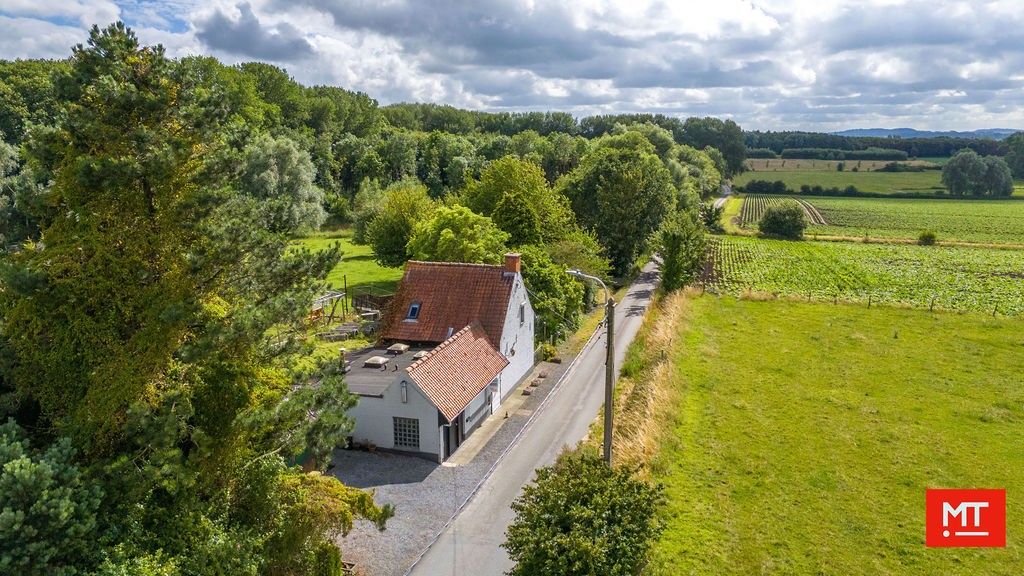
[567,269,615,465]
[603,294,615,466]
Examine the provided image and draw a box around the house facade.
[344,253,535,461]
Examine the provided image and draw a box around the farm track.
[794,198,827,225]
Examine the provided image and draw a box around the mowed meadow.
[640,295,1024,575]
[734,166,945,195]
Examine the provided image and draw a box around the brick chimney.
[503,253,521,274]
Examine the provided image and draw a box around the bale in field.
[758,201,807,239]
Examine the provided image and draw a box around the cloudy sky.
[2,0,1024,131]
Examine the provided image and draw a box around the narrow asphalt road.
[407,260,660,576]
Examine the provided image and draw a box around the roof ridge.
[405,323,476,373]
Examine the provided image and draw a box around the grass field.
[294,228,403,296]
[701,235,1024,315]
[647,296,1024,575]
[804,197,1024,244]
[734,168,945,195]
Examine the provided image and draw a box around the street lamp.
[567,269,615,466]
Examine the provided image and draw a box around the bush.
[658,209,707,292]
[698,203,725,233]
[759,202,806,239]
[503,447,664,576]
[918,230,937,246]
[537,342,558,361]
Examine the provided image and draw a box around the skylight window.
[407,301,421,320]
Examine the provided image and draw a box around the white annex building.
[344,253,535,461]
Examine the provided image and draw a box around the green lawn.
[649,296,1024,575]
[734,169,944,195]
[294,228,403,296]
[797,197,1024,244]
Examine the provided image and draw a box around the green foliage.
[942,149,1013,196]
[504,447,664,576]
[657,210,706,292]
[240,134,327,233]
[1003,131,1024,179]
[462,155,547,216]
[560,146,675,276]
[917,230,937,246]
[461,155,576,244]
[698,203,725,234]
[680,116,745,176]
[492,189,542,247]
[366,178,435,267]
[351,178,384,244]
[758,201,807,239]
[0,421,102,575]
[0,23,389,574]
[406,205,509,263]
[519,245,584,343]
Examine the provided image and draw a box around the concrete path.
[406,261,660,576]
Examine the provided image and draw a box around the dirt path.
[795,197,828,225]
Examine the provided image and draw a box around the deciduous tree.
[366,178,435,267]
[406,205,509,264]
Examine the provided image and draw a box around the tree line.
[745,130,1008,158]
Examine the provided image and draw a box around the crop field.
[700,235,1024,315]
[648,296,1024,575]
[734,168,945,194]
[800,196,1024,244]
[739,194,826,227]
[294,228,403,296]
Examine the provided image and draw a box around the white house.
[344,253,535,461]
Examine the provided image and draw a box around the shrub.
[503,447,664,576]
[759,201,806,239]
[698,203,725,233]
[836,161,845,172]
[537,342,558,361]
[918,230,937,246]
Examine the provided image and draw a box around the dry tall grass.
[586,289,693,475]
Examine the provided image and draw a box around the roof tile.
[383,261,515,345]
[407,322,508,422]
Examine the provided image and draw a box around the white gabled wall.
[495,273,535,409]
[347,376,441,459]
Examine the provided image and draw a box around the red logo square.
[926,488,1006,547]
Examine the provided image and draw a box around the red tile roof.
[383,261,516,345]
[406,323,508,422]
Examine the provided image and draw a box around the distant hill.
[832,128,1021,140]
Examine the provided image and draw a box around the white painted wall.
[348,376,441,459]
[495,273,535,409]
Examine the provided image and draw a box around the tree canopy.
[0,23,391,574]
[407,205,510,264]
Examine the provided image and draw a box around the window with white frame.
[406,301,421,320]
[519,302,526,326]
[393,417,419,450]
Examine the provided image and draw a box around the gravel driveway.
[330,360,571,576]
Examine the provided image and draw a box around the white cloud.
[2,0,1024,130]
